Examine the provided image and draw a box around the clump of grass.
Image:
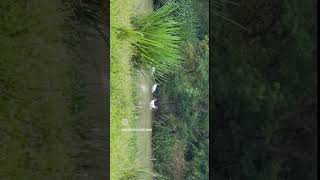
[118,3,184,81]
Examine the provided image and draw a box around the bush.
[118,3,184,81]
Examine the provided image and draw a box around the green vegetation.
[152,38,209,179]
[211,0,317,179]
[1,0,210,179]
[110,0,137,178]
[111,0,209,179]
[111,0,207,179]
[1,0,107,179]
[119,3,184,81]
[151,0,209,179]
[110,0,154,179]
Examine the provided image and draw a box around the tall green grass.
[118,3,184,81]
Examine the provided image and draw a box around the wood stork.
[151,83,158,93]
[149,98,158,110]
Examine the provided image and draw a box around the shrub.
[118,3,184,81]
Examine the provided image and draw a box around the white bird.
[151,83,158,93]
[149,98,158,110]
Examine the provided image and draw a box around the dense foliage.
[152,0,209,179]
[211,0,317,179]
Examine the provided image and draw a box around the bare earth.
[133,0,154,179]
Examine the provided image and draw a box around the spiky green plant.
[118,3,184,81]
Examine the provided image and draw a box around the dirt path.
[136,70,153,163]
[134,0,153,13]
[133,0,154,179]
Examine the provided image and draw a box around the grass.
[112,1,209,179]
[1,0,195,179]
[110,0,153,179]
[149,1,209,179]
[118,3,184,82]
[110,0,189,179]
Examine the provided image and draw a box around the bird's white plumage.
[151,83,158,93]
[149,98,158,110]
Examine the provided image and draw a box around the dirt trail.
[133,0,154,179]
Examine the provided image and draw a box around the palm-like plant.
[118,3,184,81]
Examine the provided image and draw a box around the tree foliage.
[211,0,317,179]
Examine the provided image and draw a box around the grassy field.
[111,0,209,179]
[1,0,208,179]
[110,0,154,179]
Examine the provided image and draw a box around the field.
[110,0,209,179]
[110,0,154,179]
[0,0,209,179]
[2,0,316,179]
